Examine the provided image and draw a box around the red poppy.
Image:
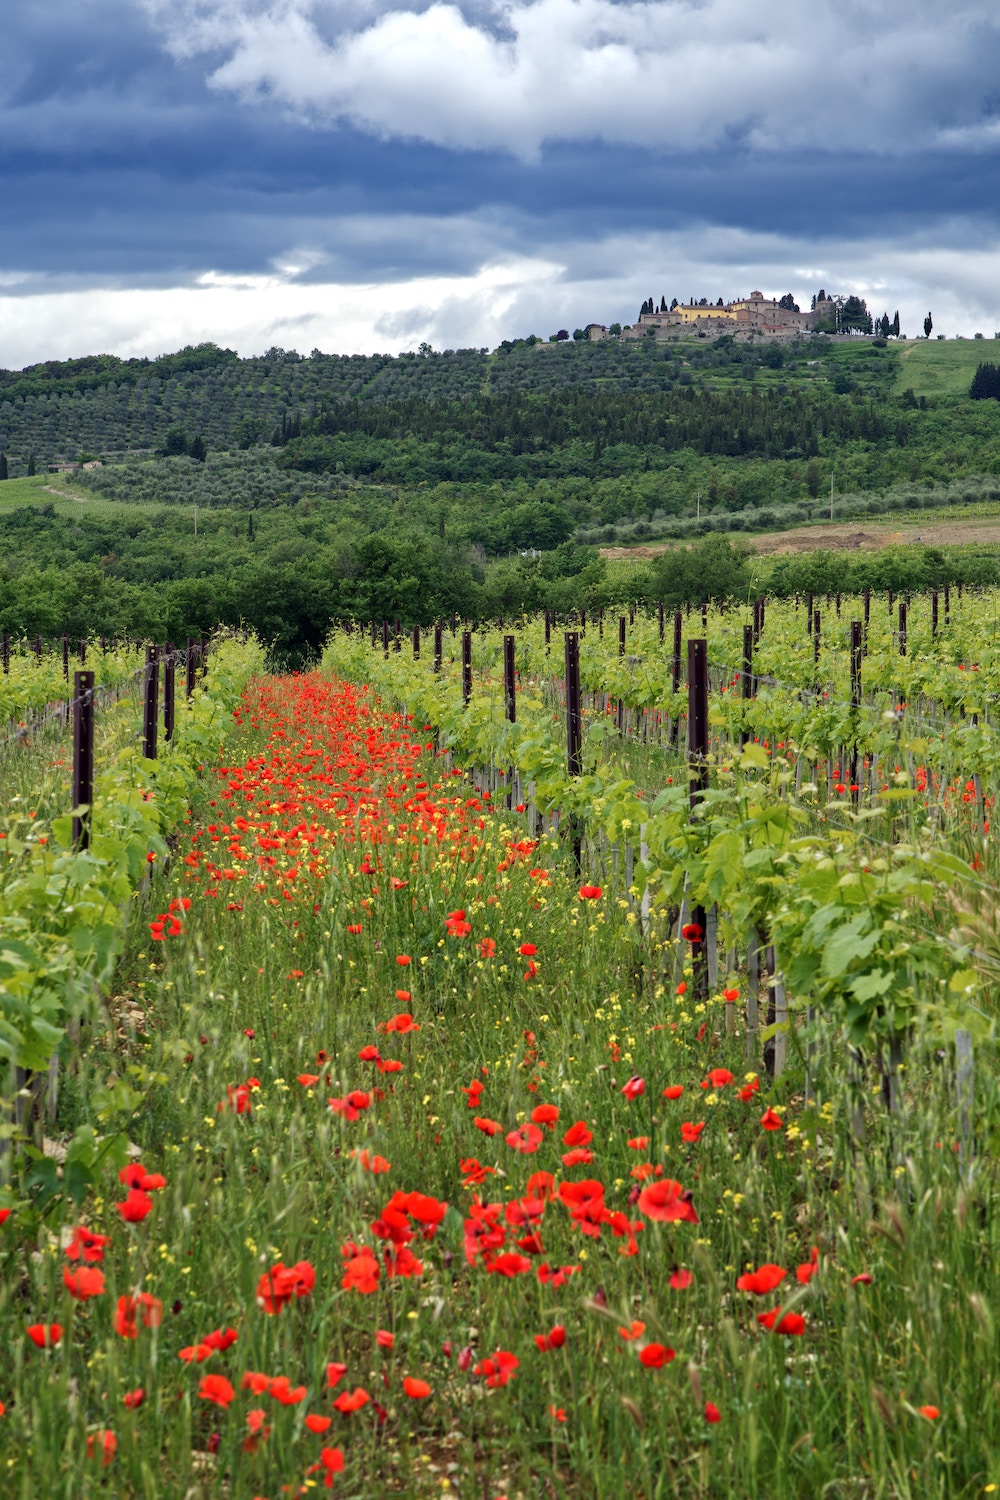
[627,1135,649,1149]
[702,1069,734,1089]
[759,1107,784,1131]
[662,1085,685,1103]
[670,1267,693,1290]
[341,1250,380,1294]
[346,923,363,934]
[402,1377,432,1399]
[199,1374,236,1407]
[736,1264,787,1295]
[531,1103,559,1128]
[243,1372,272,1394]
[578,885,603,899]
[123,1388,145,1409]
[757,1309,806,1336]
[461,1079,484,1107]
[396,954,411,966]
[534,1325,566,1352]
[851,1272,873,1287]
[63,1266,105,1300]
[86,1430,117,1466]
[621,1075,645,1101]
[376,1329,394,1349]
[298,1073,320,1086]
[326,1361,348,1387]
[562,1120,593,1147]
[506,1123,544,1154]
[681,1121,705,1144]
[179,1342,214,1363]
[537,1263,579,1288]
[479,938,497,957]
[637,1178,698,1224]
[256,1260,315,1313]
[681,922,703,943]
[639,1343,675,1368]
[796,1247,820,1284]
[64,1225,112,1263]
[329,1092,371,1121]
[618,1320,645,1341]
[270,1376,307,1405]
[474,1350,519,1387]
[705,1401,721,1423]
[561,1148,594,1166]
[384,1012,419,1033]
[519,942,537,956]
[26,1323,62,1348]
[918,1405,939,1420]
[116,1188,153,1223]
[333,1386,370,1413]
[244,1409,269,1450]
[319,1446,345,1484]
[472,1117,502,1138]
[306,1414,333,1433]
[486,1251,533,1277]
[116,1293,163,1338]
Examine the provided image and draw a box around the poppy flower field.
[1,601,999,1498]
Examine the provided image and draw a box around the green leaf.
[822,918,880,979]
[848,968,893,1001]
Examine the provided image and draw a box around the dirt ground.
[601,514,1000,561]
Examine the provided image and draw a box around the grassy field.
[893,337,1000,396]
[1,622,998,1496]
[0,473,168,519]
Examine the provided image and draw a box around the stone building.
[623,290,835,343]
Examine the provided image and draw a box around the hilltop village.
[587,289,899,343]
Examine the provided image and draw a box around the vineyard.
[0,597,998,1498]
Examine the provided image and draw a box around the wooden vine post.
[72,670,95,852]
[503,635,516,724]
[849,621,863,799]
[461,631,472,705]
[163,643,176,744]
[687,638,709,1004]
[740,624,753,748]
[433,623,443,674]
[142,645,159,761]
[564,631,583,874]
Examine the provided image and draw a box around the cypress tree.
[0,452,7,480]
[969,362,1000,400]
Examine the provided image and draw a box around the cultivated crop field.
[1,599,998,1499]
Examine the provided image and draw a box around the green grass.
[893,338,1000,396]
[1,652,998,1498]
[0,473,168,519]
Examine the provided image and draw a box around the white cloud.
[2,219,999,370]
[140,0,1000,158]
[0,254,563,369]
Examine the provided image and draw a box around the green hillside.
[0,336,897,475]
[893,337,1000,396]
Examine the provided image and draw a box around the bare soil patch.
[601,514,1000,562]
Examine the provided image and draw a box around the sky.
[3,0,1000,367]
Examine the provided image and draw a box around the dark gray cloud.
[1,0,999,362]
